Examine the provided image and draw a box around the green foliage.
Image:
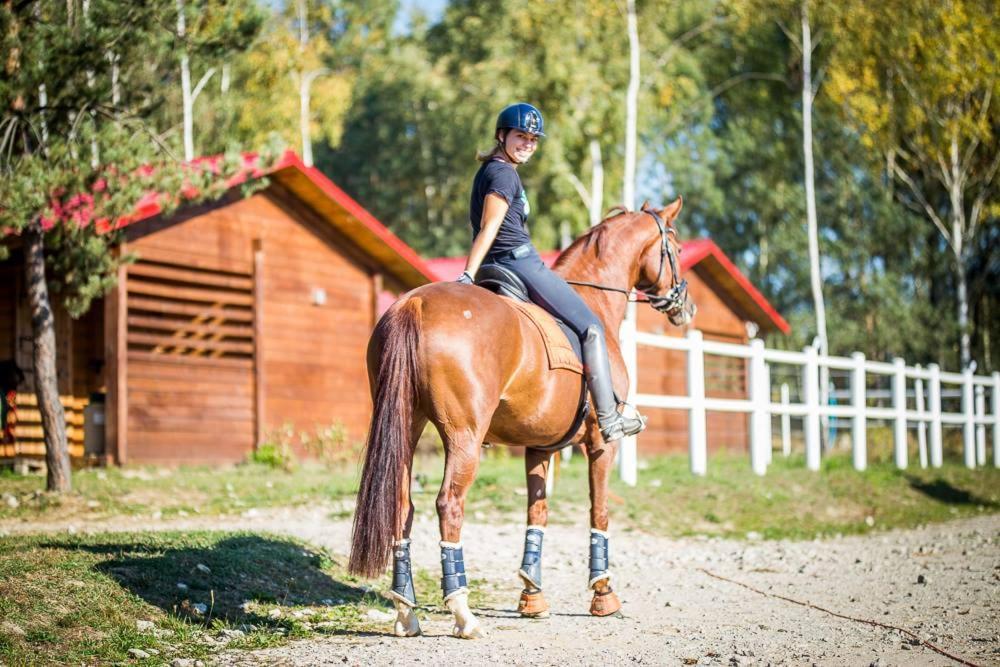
[0,1,274,318]
[249,443,296,471]
[301,421,361,468]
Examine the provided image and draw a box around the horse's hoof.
[589,588,622,617]
[452,622,487,639]
[393,606,422,637]
[517,589,550,618]
[393,623,422,637]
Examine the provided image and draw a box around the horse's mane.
[554,206,635,268]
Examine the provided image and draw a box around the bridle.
[565,209,689,316]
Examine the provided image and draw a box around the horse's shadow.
[45,534,377,630]
[905,476,998,508]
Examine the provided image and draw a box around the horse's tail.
[349,297,422,578]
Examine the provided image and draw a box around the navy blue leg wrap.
[440,543,468,599]
[390,539,417,607]
[518,527,544,589]
[589,530,610,586]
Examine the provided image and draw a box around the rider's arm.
[462,193,509,280]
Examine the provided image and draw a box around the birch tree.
[173,0,263,160]
[828,0,999,368]
[622,0,640,209]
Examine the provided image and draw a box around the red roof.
[426,239,790,335]
[22,150,438,289]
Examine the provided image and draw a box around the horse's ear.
[639,200,651,212]
[661,196,683,223]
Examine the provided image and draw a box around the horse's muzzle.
[668,300,697,326]
[649,280,696,326]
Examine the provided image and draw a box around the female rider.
[457,103,645,443]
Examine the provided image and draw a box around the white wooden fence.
[615,315,1000,486]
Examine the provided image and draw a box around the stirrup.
[599,412,647,442]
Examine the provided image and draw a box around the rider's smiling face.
[501,130,539,164]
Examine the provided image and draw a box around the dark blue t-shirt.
[469,158,532,254]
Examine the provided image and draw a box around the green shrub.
[251,422,297,470]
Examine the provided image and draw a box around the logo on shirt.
[520,189,530,218]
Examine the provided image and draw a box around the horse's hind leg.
[389,416,427,637]
[582,426,623,617]
[517,447,551,618]
[436,427,487,639]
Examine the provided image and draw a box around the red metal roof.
[25,150,438,289]
[426,238,790,335]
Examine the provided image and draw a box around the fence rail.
[616,314,1000,485]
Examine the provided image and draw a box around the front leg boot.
[588,529,622,617]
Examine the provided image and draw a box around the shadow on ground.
[46,534,371,628]
[906,477,998,508]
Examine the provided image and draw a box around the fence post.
[914,366,927,469]
[780,383,791,457]
[962,366,976,468]
[975,384,986,466]
[993,372,999,468]
[851,352,866,471]
[618,302,638,486]
[765,363,773,466]
[687,329,707,476]
[928,363,943,467]
[546,454,556,496]
[749,338,768,476]
[892,357,908,469]
[803,345,821,471]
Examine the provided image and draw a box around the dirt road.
[218,511,998,666]
[5,509,997,665]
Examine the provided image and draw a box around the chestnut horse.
[349,199,694,638]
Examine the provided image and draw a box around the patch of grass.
[414,450,1000,540]
[0,461,359,522]
[0,531,393,665]
[3,450,998,541]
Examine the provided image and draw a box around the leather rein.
[565,209,689,316]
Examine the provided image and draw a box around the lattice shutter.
[126,259,254,361]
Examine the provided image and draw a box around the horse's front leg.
[517,447,551,618]
[436,433,487,639]
[583,425,623,617]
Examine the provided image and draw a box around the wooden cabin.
[427,240,789,455]
[1,152,435,466]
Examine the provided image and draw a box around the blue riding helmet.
[496,103,545,138]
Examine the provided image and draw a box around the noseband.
[566,209,689,316]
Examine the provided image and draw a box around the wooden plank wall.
[125,191,374,463]
[635,267,751,455]
[123,250,255,464]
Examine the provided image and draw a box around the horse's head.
[634,198,696,326]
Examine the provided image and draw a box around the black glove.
[456,271,474,285]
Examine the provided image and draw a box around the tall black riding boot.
[582,325,646,442]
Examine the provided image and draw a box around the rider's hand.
[456,271,474,285]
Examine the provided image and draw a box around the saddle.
[475,263,589,452]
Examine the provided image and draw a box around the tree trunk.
[589,139,603,227]
[800,0,829,445]
[955,250,971,369]
[177,0,193,161]
[297,0,312,167]
[24,224,71,492]
[623,0,639,209]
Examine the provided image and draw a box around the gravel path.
[4,509,997,666]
